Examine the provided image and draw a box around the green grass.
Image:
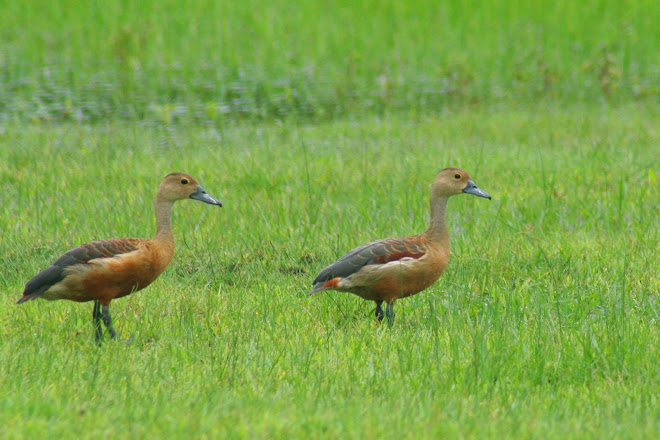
[1,0,660,436]
[1,0,660,122]
[1,106,659,438]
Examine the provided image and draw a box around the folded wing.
[311,237,426,292]
[18,239,141,303]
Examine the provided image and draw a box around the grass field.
[1,0,660,438]
[1,107,658,438]
[1,0,660,121]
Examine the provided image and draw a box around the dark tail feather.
[16,293,39,305]
[308,285,326,296]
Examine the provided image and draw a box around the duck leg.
[375,301,385,322]
[92,300,104,342]
[100,304,118,339]
[385,302,395,324]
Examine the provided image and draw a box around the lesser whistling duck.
[309,168,491,322]
[17,173,222,341]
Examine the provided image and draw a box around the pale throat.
[154,196,175,239]
[426,195,450,239]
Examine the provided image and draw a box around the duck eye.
[454,174,461,179]
[181,178,189,185]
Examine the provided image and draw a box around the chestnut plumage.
[310,168,490,322]
[17,173,222,342]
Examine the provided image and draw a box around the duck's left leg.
[100,304,118,339]
[375,301,385,322]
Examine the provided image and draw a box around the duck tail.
[16,293,39,305]
[308,285,327,296]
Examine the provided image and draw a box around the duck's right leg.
[385,302,395,325]
[92,300,103,342]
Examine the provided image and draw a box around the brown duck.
[17,173,222,341]
[310,168,490,322]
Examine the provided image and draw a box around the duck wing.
[311,237,427,292]
[18,239,142,303]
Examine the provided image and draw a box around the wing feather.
[312,237,427,286]
[21,239,142,298]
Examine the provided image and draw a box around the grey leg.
[92,300,103,342]
[385,302,395,324]
[375,301,385,322]
[101,305,118,339]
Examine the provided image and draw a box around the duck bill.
[462,179,491,199]
[189,185,223,206]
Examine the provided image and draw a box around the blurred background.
[1,0,658,124]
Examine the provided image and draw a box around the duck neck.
[153,195,175,244]
[425,196,450,246]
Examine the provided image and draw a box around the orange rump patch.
[323,278,340,289]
